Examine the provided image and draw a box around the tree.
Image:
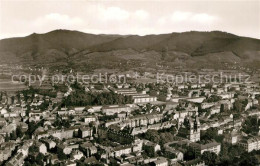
[10,130,17,140]
[239,154,258,166]
[201,127,218,141]
[159,132,174,144]
[143,145,156,157]
[144,130,160,143]
[220,104,225,112]
[36,153,44,165]
[109,158,120,166]
[57,150,67,160]
[62,90,133,107]
[242,116,259,134]
[5,134,10,142]
[201,151,218,166]
[29,145,39,154]
[161,46,168,60]
[204,95,222,103]
[233,100,244,112]
[26,105,31,116]
[27,120,44,137]
[184,147,195,160]
[16,126,23,138]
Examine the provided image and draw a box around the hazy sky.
[0,0,259,39]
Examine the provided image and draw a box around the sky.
[0,0,260,39]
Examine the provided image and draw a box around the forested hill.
[1,29,260,69]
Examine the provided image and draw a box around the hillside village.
[0,67,260,166]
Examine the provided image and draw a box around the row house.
[200,123,209,131]
[127,113,163,128]
[80,142,97,157]
[173,110,189,122]
[219,93,234,99]
[133,96,157,104]
[210,120,220,128]
[201,102,215,109]
[219,100,233,110]
[0,123,17,135]
[132,139,143,153]
[0,142,16,162]
[84,115,97,124]
[57,110,75,116]
[114,88,137,95]
[210,105,221,115]
[127,155,144,165]
[41,139,56,150]
[102,105,131,115]
[223,133,238,145]
[153,157,168,166]
[17,140,33,157]
[3,112,19,118]
[189,141,221,155]
[143,140,161,153]
[0,135,4,144]
[105,118,122,127]
[181,158,205,166]
[130,121,175,135]
[57,143,79,155]
[36,142,47,154]
[186,97,205,103]
[0,149,12,163]
[35,127,75,140]
[238,136,260,152]
[245,99,254,111]
[113,145,132,157]
[5,152,24,166]
[248,110,260,117]
[217,115,233,126]
[164,143,184,162]
[190,84,201,89]
[131,126,148,135]
[217,88,225,94]
[70,149,84,161]
[78,127,93,138]
[0,108,7,115]
[29,110,43,122]
[51,128,75,140]
[177,85,189,90]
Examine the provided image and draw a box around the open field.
[0,79,27,91]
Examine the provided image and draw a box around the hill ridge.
[0,29,260,69]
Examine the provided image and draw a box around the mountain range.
[1,29,260,71]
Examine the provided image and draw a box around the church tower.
[189,116,200,142]
[179,116,200,142]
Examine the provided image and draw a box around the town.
[0,67,260,166]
